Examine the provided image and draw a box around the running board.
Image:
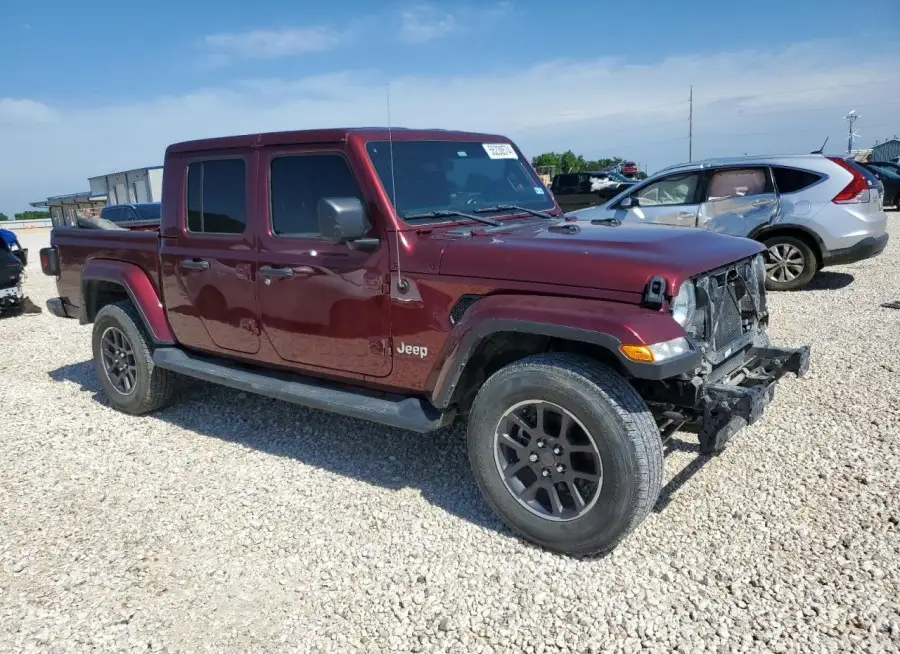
[153,347,452,433]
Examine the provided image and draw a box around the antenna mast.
[386,84,409,294]
[688,85,693,162]
[845,110,859,155]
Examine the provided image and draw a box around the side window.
[634,173,700,207]
[270,153,363,237]
[706,168,768,201]
[186,159,246,234]
[101,206,123,222]
[771,167,821,194]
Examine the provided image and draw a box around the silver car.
[569,154,889,290]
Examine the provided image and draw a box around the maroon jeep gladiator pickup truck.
[40,128,810,555]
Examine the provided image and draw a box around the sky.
[1,0,899,215]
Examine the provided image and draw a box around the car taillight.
[828,157,871,204]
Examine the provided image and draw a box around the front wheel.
[466,353,663,556]
[763,236,817,291]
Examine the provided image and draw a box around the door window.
[269,153,363,237]
[706,168,768,201]
[101,206,124,222]
[633,173,700,207]
[186,159,246,234]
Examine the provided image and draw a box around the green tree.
[0,213,9,221]
[531,152,561,170]
[584,157,624,171]
[558,150,586,174]
[13,210,50,220]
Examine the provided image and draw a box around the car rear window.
[771,167,822,194]
[100,206,124,222]
[134,204,161,220]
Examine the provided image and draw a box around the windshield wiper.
[473,205,556,220]
[404,209,500,227]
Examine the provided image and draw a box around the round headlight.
[670,281,696,327]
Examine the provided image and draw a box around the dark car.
[862,163,900,209]
[0,236,25,314]
[41,126,809,556]
[550,170,637,211]
[99,203,162,227]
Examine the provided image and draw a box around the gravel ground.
[1,225,899,654]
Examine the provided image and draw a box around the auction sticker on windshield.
[482,143,518,159]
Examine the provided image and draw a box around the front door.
[697,167,779,235]
[160,152,260,355]
[255,147,392,377]
[624,171,704,226]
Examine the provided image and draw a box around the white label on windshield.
[533,186,545,195]
[482,143,517,159]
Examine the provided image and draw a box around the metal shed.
[872,139,900,163]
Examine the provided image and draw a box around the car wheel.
[466,353,663,556]
[92,300,177,415]
[763,236,817,291]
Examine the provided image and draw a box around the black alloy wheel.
[494,400,603,521]
[100,326,137,395]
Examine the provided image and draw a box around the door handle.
[750,199,771,207]
[181,258,209,270]
[677,211,695,216]
[259,265,295,279]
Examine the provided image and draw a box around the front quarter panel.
[428,293,695,408]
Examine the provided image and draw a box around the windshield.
[135,204,161,220]
[366,140,554,221]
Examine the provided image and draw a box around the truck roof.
[166,127,513,154]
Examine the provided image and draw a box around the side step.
[153,347,452,433]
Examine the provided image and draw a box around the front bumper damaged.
[698,344,810,454]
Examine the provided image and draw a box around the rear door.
[255,146,392,377]
[159,151,260,355]
[625,171,703,226]
[697,166,779,235]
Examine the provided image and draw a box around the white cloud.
[4,40,899,214]
[399,2,511,43]
[204,27,341,59]
[0,98,56,125]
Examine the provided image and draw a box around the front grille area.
[689,258,765,361]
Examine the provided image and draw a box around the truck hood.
[437,219,765,295]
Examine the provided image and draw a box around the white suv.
[569,155,889,290]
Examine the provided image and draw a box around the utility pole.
[845,110,859,155]
[688,85,693,162]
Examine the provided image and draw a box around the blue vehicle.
[1,229,26,313]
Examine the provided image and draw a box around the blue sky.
[2,0,899,214]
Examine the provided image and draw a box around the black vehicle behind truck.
[550,171,636,212]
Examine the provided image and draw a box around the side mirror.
[620,196,636,209]
[318,197,372,243]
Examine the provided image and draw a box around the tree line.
[0,211,51,221]
[531,151,646,178]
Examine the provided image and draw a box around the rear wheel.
[92,300,176,415]
[466,353,663,556]
[763,236,817,291]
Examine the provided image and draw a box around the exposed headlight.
[752,253,766,287]
[670,281,696,328]
[620,337,692,363]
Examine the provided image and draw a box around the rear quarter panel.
[51,227,162,314]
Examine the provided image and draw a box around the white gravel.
[1,224,899,654]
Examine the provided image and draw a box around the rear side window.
[187,159,246,234]
[101,206,124,222]
[269,153,363,236]
[706,168,768,200]
[772,167,821,194]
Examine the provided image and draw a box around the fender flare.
[429,295,700,409]
[81,259,175,344]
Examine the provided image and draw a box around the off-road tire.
[763,235,817,291]
[92,300,176,415]
[466,353,663,556]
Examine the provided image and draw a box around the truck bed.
[51,227,161,314]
